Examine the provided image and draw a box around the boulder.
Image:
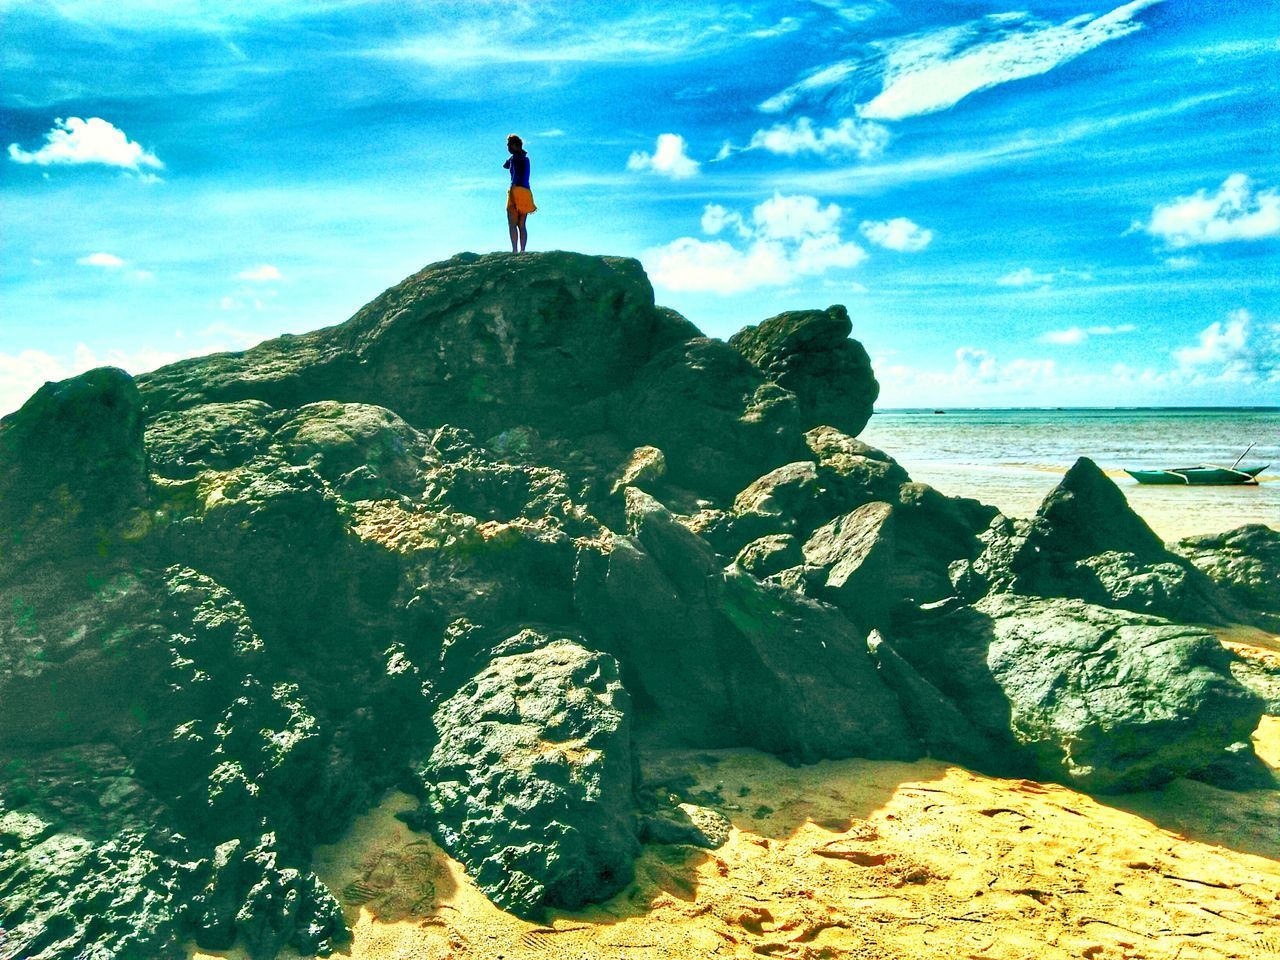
[890,595,1264,792]
[416,633,640,916]
[728,306,879,436]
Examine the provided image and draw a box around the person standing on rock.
[504,134,536,252]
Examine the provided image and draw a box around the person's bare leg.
[517,212,528,252]
[507,207,519,252]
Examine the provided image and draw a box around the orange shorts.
[507,186,537,215]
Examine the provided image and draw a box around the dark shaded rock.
[417,633,639,917]
[1175,524,1280,617]
[576,490,919,764]
[866,630,1009,773]
[728,306,879,436]
[623,337,805,501]
[1036,457,1167,561]
[0,367,150,580]
[891,595,1264,792]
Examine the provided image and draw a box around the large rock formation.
[0,252,1270,959]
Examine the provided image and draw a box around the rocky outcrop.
[728,306,878,436]
[0,252,1270,959]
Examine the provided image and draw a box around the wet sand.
[190,668,1280,960]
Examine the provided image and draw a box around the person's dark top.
[504,150,531,189]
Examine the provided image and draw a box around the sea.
[859,407,1280,542]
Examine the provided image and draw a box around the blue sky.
[1,0,1277,414]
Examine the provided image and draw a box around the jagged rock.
[576,489,919,763]
[1175,524,1280,617]
[146,399,275,480]
[890,595,1264,792]
[734,534,802,578]
[417,633,639,916]
[728,306,879,435]
[802,501,897,628]
[0,816,195,960]
[624,337,805,500]
[0,252,1270,959]
[963,459,1237,624]
[608,445,666,496]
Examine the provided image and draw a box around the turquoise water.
[860,408,1280,541]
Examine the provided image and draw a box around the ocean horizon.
[861,406,1280,540]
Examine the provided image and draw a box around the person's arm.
[503,157,512,170]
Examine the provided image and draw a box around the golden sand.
[191,709,1279,960]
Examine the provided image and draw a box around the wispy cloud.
[996,267,1054,288]
[722,116,890,161]
[364,6,769,67]
[759,1,1164,121]
[645,193,867,294]
[1040,323,1136,345]
[1140,173,1280,248]
[860,217,932,251]
[861,1,1165,120]
[8,117,163,171]
[237,264,283,281]
[759,60,861,114]
[77,252,126,268]
[627,133,700,180]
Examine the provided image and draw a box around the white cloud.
[1173,309,1279,383]
[645,192,866,294]
[759,60,860,113]
[996,267,1054,287]
[0,343,195,417]
[1164,255,1200,270]
[1039,323,1135,345]
[77,252,125,268]
[1142,174,1280,248]
[237,264,283,281]
[741,116,890,159]
[859,217,933,251]
[7,117,163,171]
[700,203,750,238]
[860,1,1164,120]
[753,193,842,240]
[627,133,700,179]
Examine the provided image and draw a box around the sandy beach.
[189,632,1280,960]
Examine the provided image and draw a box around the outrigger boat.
[1125,442,1269,485]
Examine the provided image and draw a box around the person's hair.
[507,133,523,148]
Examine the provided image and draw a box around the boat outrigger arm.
[1157,464,1261,484]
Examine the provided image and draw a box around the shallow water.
[860,408,1280,541]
